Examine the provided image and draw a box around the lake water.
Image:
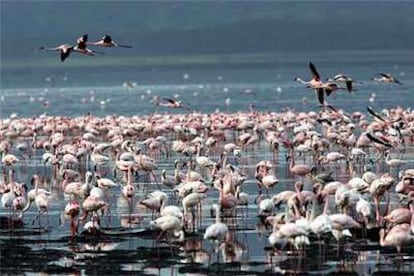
[1,53,414,275]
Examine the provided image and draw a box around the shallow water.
[1,135,414,275]
[1,61,414,275]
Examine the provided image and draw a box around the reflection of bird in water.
[83,242,119,252]
[182,238,209,264]
[219,234,246,263]
[83,215,101,235]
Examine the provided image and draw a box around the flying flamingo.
[39,44,74,62]
[326,74,356,92]
[372,73,403,85]
[294,62,326,105]
[87,34,132,48]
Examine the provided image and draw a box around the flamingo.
[87,34,132,48]
[23,174,51,212]
[150,214,185,242]
[356,196,374,231]
[383,207,412,228]
[329,213,361,242]
[204,203,229,241]
[182,192,206,231]
[235,185,249,217]
[384,151,406,170]
[32,193,50,227]
[39,44,73,62]
[372,73,403,85]
[379,226,414,257]
[73,34,104,56]
[194,143,215,169]
[272,220,310,252]
[326,74,356,92]
[61,200,80,236]
[155,98,191,111]
[204,203,229,264]
[161,169,178,190]
[139,191,168,217]
[294,62,326,105]
[122,165,136,224]
[286,148,313,179]
[81,195,108,222]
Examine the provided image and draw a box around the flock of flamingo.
[39,34,131,62]
[0,88,413,267]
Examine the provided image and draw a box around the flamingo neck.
[222,153,228,168]
[160,196,167,212]
[289,149,295,169]
[295,78,308,85]
[127,166,133,185]
[322,195,330,215]
[307,198,317,221]
[215,204,221,224]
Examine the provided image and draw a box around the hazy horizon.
[2,1,413,65]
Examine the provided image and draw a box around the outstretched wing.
[316,88,324,105]
[367,106,386,122]
[309,62,320,81]
[378,73,391,78]
[163,98,176,104]
[60,50,71,62]
[77,34,88,44]
[393,77,403,85]
[346,81,353,92]
[366,133,392,148]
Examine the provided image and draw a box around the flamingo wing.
[367,106,386,122]
[366,133,392,148]
[309,62,320,81]
[163,98,176,104]
[316,88,325,105]
[346,81,353,92]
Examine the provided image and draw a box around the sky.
[1,1,413,62]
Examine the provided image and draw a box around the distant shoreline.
[2,50,413,70]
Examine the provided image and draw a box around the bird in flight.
[74,34,105,56]
[87,34,132,48]
[39,34,104,62]
[39,44,74,62]
[326,74,357,92]
[294,62,327,106]
[372,73,403,85]
[154,97,192,111]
